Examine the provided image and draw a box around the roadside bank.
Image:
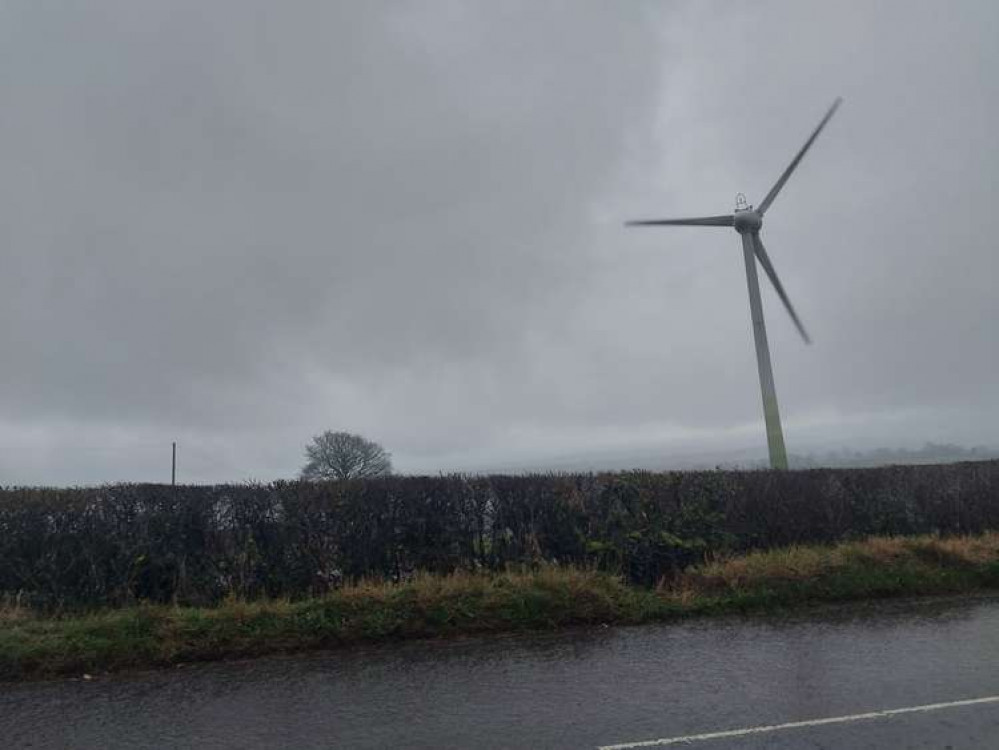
[4,533,999,681]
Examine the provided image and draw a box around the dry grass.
[674,533,999,595]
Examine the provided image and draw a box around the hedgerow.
[1,462,996,608]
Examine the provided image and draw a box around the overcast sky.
[2,1,996,484]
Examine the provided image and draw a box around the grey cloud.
[1,1,996,484]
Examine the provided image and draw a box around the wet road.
[3,595,999,749]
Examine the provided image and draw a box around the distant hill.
[460,441,999,475]
[782,442,999,470]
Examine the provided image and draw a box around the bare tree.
[300,431,393,480]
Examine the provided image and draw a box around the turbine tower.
[626,98,842,470]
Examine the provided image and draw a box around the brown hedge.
[1,461,997,609]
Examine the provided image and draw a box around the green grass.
[4,533,999,681]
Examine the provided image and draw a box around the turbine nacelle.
[732,209,762,235]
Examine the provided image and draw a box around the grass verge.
[4,533,999,681]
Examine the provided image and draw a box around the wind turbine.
[626,98,842,470]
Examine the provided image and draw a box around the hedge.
[1,461,997,609]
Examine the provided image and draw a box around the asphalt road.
[3,595,999,749]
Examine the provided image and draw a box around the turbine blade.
[757,97,842,215]
[752,233,811,343]
[625,214,734,227]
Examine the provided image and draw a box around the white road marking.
[598,695,999,749]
